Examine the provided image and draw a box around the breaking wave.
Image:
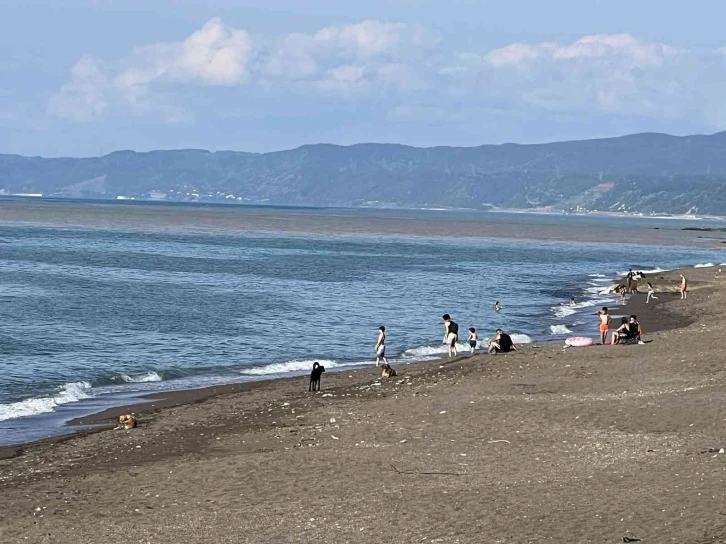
[119,371,162,383]
[0,382,93,422]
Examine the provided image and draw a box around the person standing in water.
[467,327,478,354]
[646,282,658,304]
[375,326,388,367]
[680,274,688,299]
[597,307,611,345]
[442,314,459,357]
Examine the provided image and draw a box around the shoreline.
[0,266,702,458]
[2,266,724,542]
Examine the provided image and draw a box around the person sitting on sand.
[375,325,388,367]
[597,307,611,345]
[646,282,658,304]
[680,274,688,299]
[467,327,478,354]
[442,314,459,357]
[610,317,630,345]
[629,315,644,344]
[488,328,517,354]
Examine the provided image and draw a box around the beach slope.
[1,267,726,543]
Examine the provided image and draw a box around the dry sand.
[2,267,726,543]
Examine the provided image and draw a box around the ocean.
[1,202,725,445]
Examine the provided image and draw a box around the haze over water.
[1,200,724,445]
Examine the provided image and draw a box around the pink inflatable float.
[565,337,594,347]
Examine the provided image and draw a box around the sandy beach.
[2,266,726,543]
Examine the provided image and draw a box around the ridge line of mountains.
[2,131,726,215]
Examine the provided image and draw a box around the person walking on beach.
[646,282,658,304]
[467,327,478,354]
[597,307,611,345]
[442,314,459,357]
[626,269,634,292]
[375,326,388,367]
[619,285,627,305]
[680,274,688,299]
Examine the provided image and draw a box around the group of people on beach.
[374,313,516,366]
[595,269,689,345]
[597,307,643,345]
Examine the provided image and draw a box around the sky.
[2,0,726,157]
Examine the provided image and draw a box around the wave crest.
[240,359,342,376]
[0,381,93,422]
[119,371,162,383]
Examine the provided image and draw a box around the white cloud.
[47,55,108,122]
[259,20,435,93]
[487,34,677,68]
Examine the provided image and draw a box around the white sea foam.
[617,267,667,276]
[0,381,93,422]
[588,273,606,278]
[550,325,572,335]
[553,306,577,318]
[120,371,162,383]
[694,263,715,268]
[240,359,345,376]
[510,334,532,344]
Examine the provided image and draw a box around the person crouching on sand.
[375,325,388,367]
[488,329,517,354]
[597,307,610,345]
[467,327,478,354]
[442,314,459,357]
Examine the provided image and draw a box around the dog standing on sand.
[380,363,397,378]
[309,362,325,391]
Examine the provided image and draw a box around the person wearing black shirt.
[442,314,459,357]
[488,328,517,354]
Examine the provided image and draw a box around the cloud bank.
[48,19,726,131]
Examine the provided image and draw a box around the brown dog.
[116,414,137,430]
[381,364,397,378]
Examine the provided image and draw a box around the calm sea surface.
[1,201,725,445]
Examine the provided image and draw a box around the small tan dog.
[116,414,137,430]
[380,363,397,378]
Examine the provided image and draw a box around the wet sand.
[2,266,726,543]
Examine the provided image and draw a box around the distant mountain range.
[2,131,726,215]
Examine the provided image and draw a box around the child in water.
[494,301,502,312]
[467,327,478,354]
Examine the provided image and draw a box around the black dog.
[309,362,325,391]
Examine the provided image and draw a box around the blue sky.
[2,0,726,156]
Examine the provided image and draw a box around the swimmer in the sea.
[494,301,502,312]
[467,327,478,354]
[570,297,576,306]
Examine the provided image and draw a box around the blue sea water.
[0,205,724,445]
